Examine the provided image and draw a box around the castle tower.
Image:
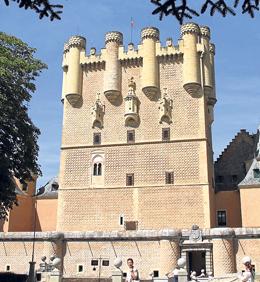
[57,24,217,232]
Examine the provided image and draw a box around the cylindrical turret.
[208,43,217,124]
[61,43,69,103]
[159,239,180,277]
[211,228,236,276]
[141,27,160,99]
[103,31,123,102]
[181,23,202,97]
[65,35,86,106]
[200,26,213,96]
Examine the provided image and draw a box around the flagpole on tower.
[130,17,134,43]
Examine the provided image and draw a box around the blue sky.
[1,0,260,187]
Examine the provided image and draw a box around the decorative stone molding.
[141,27,160,41]
[124,77,139,126]
[209,43,216,54]
[200,26,211,39]
[181,22,200,36]
[166,37,173,47]
[159,88,173,124]
[91,93,105,128]
[63,43,69,54]
[68,35,86,49]
[90,47,96,56]
[105,31,123,45]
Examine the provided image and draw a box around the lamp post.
[27,193,38,282]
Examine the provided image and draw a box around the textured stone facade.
[58,23,216,232]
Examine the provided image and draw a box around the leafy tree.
[2,0,63,20]
[0,32,46,219]
[151,0,260,24]
[1,0,259,23]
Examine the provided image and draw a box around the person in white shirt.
[126,258,139,282]
[240,256,255,282]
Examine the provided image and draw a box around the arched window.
[98,163,102,176]
[93,163,98,176]
[92,155,104,177]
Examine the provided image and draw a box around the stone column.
[211,228,236,276]
[205,249,213,274]
[159,230,181,277]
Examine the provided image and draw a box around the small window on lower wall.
[165,171,174,184]
[6,265,11,272]
[77,264,84,273]
[217,210,227,226]
[162,128,170,141]
[127,130,135,143]
[126,173,134,186]
[153,270,159,278]
[102,260,109,266]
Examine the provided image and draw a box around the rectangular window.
[91,259,98,266]
[127,130,135,143]
[231,175,238,183]
[153,271,159,278]
[165,171,174,184]
[217,210,227,226]
[253,168,260,178]
[119,215,124,226]
[216,175,224,184]
[102,260,109,266]
[77,264,84,273]
[6,265,11,272]
[162,128,170,141]
[126,174,134,186]
[93,133,101,145]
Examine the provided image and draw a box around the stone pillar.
[211,228,236,276]
[181,23,202,97]
[112,269,123,282]
[159,230,181,277]
[66,35,86,106]
[141,27,160,99]
[205,249,213,274]
[103,31,123,102]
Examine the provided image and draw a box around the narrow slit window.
[98,163,102,176]
[162,128,170,141]
[127,130,135,143]
[126,174,134,186]
[93,133,101,145]
[165,171,174,184]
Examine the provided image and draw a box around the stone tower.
[57,23,217,231]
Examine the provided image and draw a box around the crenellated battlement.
[61,23,216,111]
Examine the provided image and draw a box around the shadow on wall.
[0,272,28,282]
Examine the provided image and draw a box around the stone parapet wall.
[0,229,260,279]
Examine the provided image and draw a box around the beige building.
[1,23,260,281]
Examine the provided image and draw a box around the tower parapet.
[141,27,160,100]
[103,31,123,103]
[64,35,86,106]
[181,23,202,98]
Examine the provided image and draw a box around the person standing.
[126,258,139,282]
[240,256,255,282]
